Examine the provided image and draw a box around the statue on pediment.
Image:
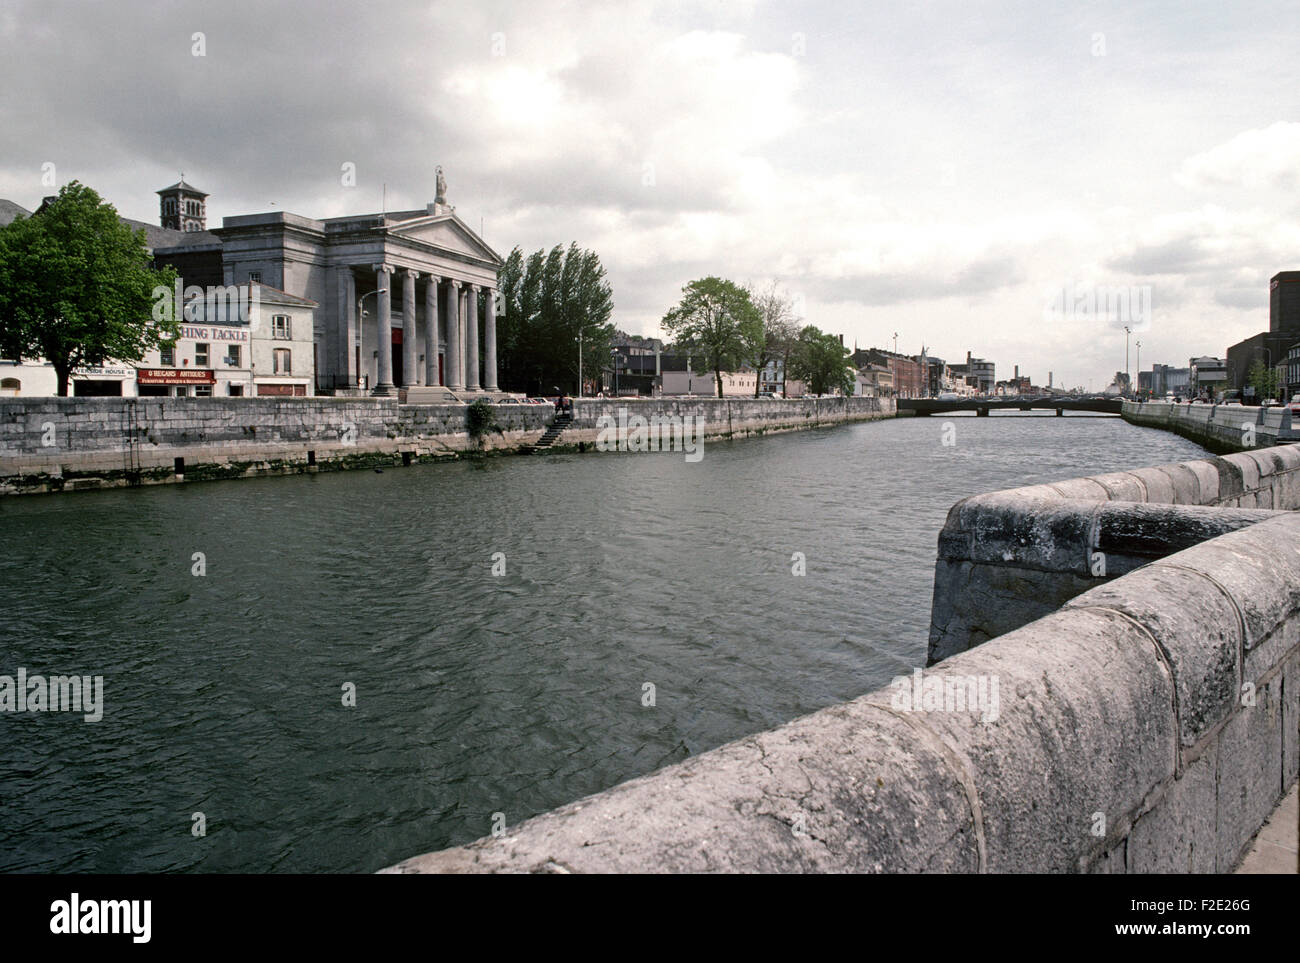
[435,166,448,206]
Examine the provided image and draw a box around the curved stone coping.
[927,445,1300,662]
[383,513,1300,873]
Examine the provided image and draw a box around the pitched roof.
[121,217,220,252]
[250,281,317,308]
[0,199,32,227]
[157,179,208,197]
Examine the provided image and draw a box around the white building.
[0,282,317,397]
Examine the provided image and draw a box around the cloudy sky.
[3,0,1298,390]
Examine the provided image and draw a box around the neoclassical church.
[153,170,505,398]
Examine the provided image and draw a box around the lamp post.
[893,331,898,354]
[357,287,387,390]
[1135,340,1141,398]
[1123,325,1131,396]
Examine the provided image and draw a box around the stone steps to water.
[525,414,573,454]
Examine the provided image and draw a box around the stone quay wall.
[0,395,893,495]
[1123,399,1300,452]
[564,395,892,446]
[384,448,1300,874]
[0,397,552,494]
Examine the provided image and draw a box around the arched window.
[1,377,21,394]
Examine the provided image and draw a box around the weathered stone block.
[892,608,1175,873]
[1128,467,1175,504]
[1065,564,1239,754]
[1127,747,1217,873]
[1217,673,1284,871]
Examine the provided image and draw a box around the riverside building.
[0,170,504,399]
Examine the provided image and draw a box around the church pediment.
[386,214,502,265]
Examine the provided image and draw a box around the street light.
[1135,340,1141,398]
[357,287,387,390]
[1124,325,1131,396]
[893,331,898,354]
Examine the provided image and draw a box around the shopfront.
[137,367,217,397]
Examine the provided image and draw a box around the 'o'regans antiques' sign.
[137,368,217,385]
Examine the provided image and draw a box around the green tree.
[661,277,762,398]
[0,181,177,395]
[495,243,613,395]
[789,324,854,396]
[1247,359,1281,402]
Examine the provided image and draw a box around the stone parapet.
[928,444,1300,661]
[1123,399,1300,453]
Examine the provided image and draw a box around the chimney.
[1014,365,1019,380]
[966,350,972,367]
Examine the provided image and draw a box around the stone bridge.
[900,396,1123,416]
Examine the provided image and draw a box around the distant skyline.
[3,0,1299,389]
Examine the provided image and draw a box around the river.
[0,412,1210,872]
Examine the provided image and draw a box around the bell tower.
[157,177,208,232]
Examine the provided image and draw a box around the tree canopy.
[661,276,762,398]
[495,242,614,396]
[789,324,854,396]
[0,181,177,395]
[1247,359,1281,402]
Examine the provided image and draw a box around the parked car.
[1289,395,1300,417]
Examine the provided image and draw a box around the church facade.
[205,173,504,398]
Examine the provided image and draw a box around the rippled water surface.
[0,412,1209,872]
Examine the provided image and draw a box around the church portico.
[212,170,505,401]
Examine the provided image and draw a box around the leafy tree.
[0,181,177,395]
[744,280,800,397]
[1247,359,1281,402]
[495,242,613,395]
[661,277,762,398]
[789,324,854,396]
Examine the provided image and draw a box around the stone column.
[402,268,419,386]
[372,264,396,396]
[466,284,481,391]
[336,267,356,388]
[425,275,441,386]
[484,287,499,391]
[445,280,464,390]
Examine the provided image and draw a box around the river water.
[0,412,1209,872]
